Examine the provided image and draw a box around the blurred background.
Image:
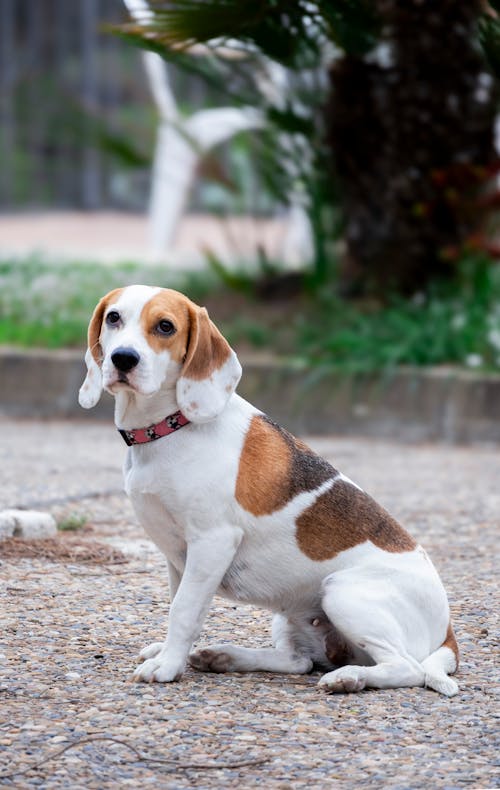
[2,0,500,384]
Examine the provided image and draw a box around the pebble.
[0,508,57,540]
[0,510,16,538]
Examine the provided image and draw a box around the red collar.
[118,410,190,446]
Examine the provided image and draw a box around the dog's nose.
[111,347,140,372]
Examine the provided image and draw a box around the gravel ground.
[0,419,498,789]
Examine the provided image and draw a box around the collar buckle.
[118,429,134,447]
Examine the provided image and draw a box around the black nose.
[111,347,140,372]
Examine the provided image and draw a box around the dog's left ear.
[176,305,242,423]
[78,290,121,409]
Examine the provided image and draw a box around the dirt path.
[0,211,288,269]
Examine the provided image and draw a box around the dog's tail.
[421,623,459,697]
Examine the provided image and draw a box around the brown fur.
[139,289,232,378]
[235,415,336,517]
[296,478,417,561]
[324,624,355,667]
[181,305,232,381]
[442,621,459,668]
[139,290,193,363]
[87,288,123,364]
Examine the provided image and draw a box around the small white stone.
[64,672,81,681]
[0,511,16,539]
[0,509,57,540]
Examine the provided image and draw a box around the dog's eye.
[157,319,176,336]
[106,311,121,326]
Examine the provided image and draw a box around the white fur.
[78,348,103,409]
[177,355,241,423]
[80,285,458,695]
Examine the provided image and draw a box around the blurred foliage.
[479,8,500,78]
[0,257,219,348]
[119,0,500,296]
[57,512,89,532]
[0,20,157,209]
[118,3,344,287]
[1,253,500,375]
[295,253,500,373]
[127,0,380,61]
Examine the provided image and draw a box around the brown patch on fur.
[87,288,123,364]
[181,305,231,381]
[442,621,459,668]
[296,478,416,560]
[235,416,292,516]
[324,624,355,667]
[140,289,193,363]
[140,289,232,380]
[235,415,336,517]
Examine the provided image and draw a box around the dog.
[79,285,459,695]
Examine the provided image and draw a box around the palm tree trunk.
[327,0,497,296]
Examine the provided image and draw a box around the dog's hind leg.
[421,643,459,697]
[318,646,425,693]
[189,614,313,674]
[189,644,313,674]
[318,565,448,695]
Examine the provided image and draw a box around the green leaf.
[478,14,500,77]
[120,0,325,67]
[98,129,150,167]
[321,0,381,55]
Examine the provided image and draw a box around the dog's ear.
[79,347,103,409]
[78,290,120,409]
[176,305,242,423]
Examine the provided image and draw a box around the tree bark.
[327,0,498,296]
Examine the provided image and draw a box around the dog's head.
[78,285,241,423]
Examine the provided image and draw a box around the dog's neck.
[113,385,180,431]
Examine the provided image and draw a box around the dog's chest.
[122,426,244,561]
[124,451,190,560]
[129,488,187,562]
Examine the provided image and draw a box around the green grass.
[1,252,499,374]
[294,254,500,373]
[0,256,220,348]
[57,512,89,532]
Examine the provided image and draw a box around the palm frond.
[478,13,500,78]
[124,0,327,67]
[115,27,259,105]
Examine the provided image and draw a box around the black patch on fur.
[260,414,337,498]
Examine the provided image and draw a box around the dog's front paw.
[139,641,165,661]
[318,666,366,694]
[133,656,184,683]
[189,646,234,673]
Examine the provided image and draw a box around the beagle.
[79,285,459,695]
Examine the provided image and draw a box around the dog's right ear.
[78,289,121,409]
[79,346,103,409]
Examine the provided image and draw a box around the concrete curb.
[1,346,500,443]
